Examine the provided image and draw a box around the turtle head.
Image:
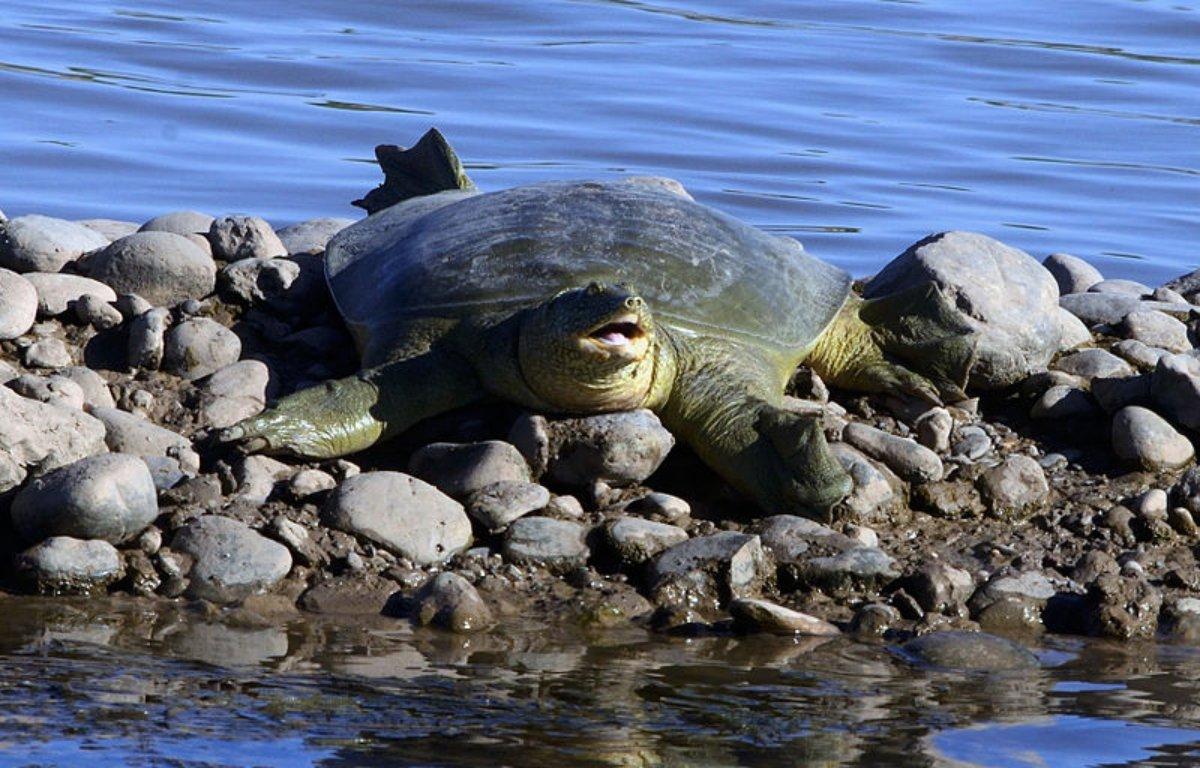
[519,282,660,412]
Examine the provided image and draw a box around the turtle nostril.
[624,296,643,310]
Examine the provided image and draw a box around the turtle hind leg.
[353,128,477,214]
[756,405,852,515]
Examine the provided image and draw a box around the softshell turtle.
[225,129,976,516]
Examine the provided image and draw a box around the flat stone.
[24,338,72,369]
[15,537,123,595]
[801,547,899,592]
[172,515,292,605]
[72,293,123,329]
[234,454,293,505]
[647,532,770,611]
[1043,252,1103,295]
[88,231,216,305]
[864,231,1061,388]
[976,455,1049,517]
[11,453,158,544]
[509,409,674,487]
[0,214,108,273]
[1112,405,1194,471]
[408,440,531,499]
[0,388,107,492]
[950,425,992,460]
[756,514,843,562]
[501,516,589,573]
[90,406,199,475]
[139,210,215,254]
[0,269,36,339]
[1052,348,1135,379]
[622,492,691,523]
[902,631,1038,671]
[1121,310,1191,353]
[1056,307,1093,351]
[829,442,899,519]
[267,516,328,567]
[600,517,689,569]
[1150,354,1200,431]
[77,218,138,242]
[902,562,975,614]
[464,480,550,532]
[22,272,117,317]
[1112,339,1169,370]
[161,317,242,380]
[275,217,353,255]
[324,471,472,565]
[7,374,85,410]
[286,468,337,500]
[1091,374,1151,414]
[1090,278,1151,296]
[728,598,840,636]
[409,572,494,633]
[199,359,271,428]
[1059,292,1138,326]
[1029,384,1096,419]
[969,570,1056,615]
[208,215,287,260]
[842,422,942,483]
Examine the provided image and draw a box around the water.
[1,1,1196,283]
[2,2,1200,764]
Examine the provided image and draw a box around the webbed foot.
[755,405,852,515]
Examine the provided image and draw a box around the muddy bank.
[2,208,1200,656]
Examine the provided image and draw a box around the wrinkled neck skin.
[516,309,676,414]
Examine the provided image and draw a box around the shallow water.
[1,1,1196,283]
[2,2,1200,765]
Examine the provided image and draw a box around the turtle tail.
[353,128,476,214]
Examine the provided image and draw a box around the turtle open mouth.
[588,314,645,347]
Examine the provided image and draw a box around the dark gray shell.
[325,179,851,363]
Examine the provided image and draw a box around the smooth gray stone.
[950,425,992,460]
[903,562,975,614]
[11,453,158,544]
[1112,405,1194,470]
[324,471,472,565]
[0,388,107,493]
[276,217,353,255]
[90,406,199,475]
[976,455,1049,517]
[126,307,171,371]
[55,366,115,410]
[501,516,589,573]
[800,546,898,591]
[172,515,292,605]
[728,597,840,636]
[0,214,108,273]
[77,218,138,242]
[842,422,942,483]
[757,514,843,561]
[830,442,898,518]
[1059,292,1138,325]
[1029,384,1096,419]
[140,210,214,237]
[969,570,1056,613]
[15,536,123,595]
[1052,348,1135,379]
[902,631,1038,671]
[208,215,287,260]
[864,231,1061,388]
[464,480,550,532]
[409,572,494,633]
[509,409,675,487]
[7,373,86,410]
[601,516,689,568]
[88,231,216,306]
[233,454,292,505]
[161,317,242,380]
[23,338,72,369]
[647,531,770,604]
[1043,252,1102,295]
[1150,354,1200,431]
[408,440,531,499]
[22,272,117,317]
[1091,374,1151,414]
[72,293,123,329]
[1089,278,1151,296]
[199,359,270,429]
[915,407,953,452]
[0,269,36,339]
[1112,338,1169,370]
[1056,307,1092,351]
[1120,310,1191,353]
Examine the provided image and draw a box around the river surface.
[2,2,1200,765]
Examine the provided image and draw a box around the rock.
[1153,286,1188,304]
[1090,278,1150,296]
[1043,253,1103,295]
[1162,598,1200,643]
[8,375,83,412]
[902,631,1038,671]
[1091,374,1151,414]
[829,443,899,519]
[1120,310,1190,353]
[0,269,36,339]
[1150,354,1200,431]
[850,603,900,637]
[863,231,1060,388]
[509,410,674,487]
[24,338,72,369]
[408,572,494,633]
[968,570,1056,618]
[11,454,158,544]
[172,515,293,605]
[646,532,770,610]
[0,214,108,273]
[756,514,897,593]
[126,307,171,370]
[802,547,899,593]
[77,218,138,242]
[545,494,586,520]
[464,481,550,533]
[842,422,942,483]
[757,514,842,560]
[275,217,353,255]
[90,406,199,475]
[622,492,691,523]
[267,516,328,567]
[1085,572,1161,640]
[976,455,1049,517]
[199,359,271,428]
[1059,292,1138,326]
[88,232,216,305]
[950,425,992,460]
[1112,339,1169,370]
[501,517,589,573]
[218,255,328,319]
[161,317,242,380]
[139,210,215,253]
[324,471,472,565]
[208,215,287,260]
[1030,385,1096,419]
[1052,348,1135,379]
[1056,308,1092,351]
[1072,550,1119,585]
[286,468,336,500]
[901,562,975,615]
[911,480,985,518]
[1169,507,1198,537]
[0,388,107,492]
[1111,405,1194,470]
[14,537,123,595]
[728,598,840,636]
[72,293,123,329]
[234,454,293,505]
[22,272,116,318]
[600,517,689,570]
[914,408,953,453]
[408,440,531,499]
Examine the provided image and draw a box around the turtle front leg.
[222,350,481,459]
[806,285,978,404]
[659,339,851,518]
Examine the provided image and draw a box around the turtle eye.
[586,282,605,296]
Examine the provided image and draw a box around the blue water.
[1,0,1196,283]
